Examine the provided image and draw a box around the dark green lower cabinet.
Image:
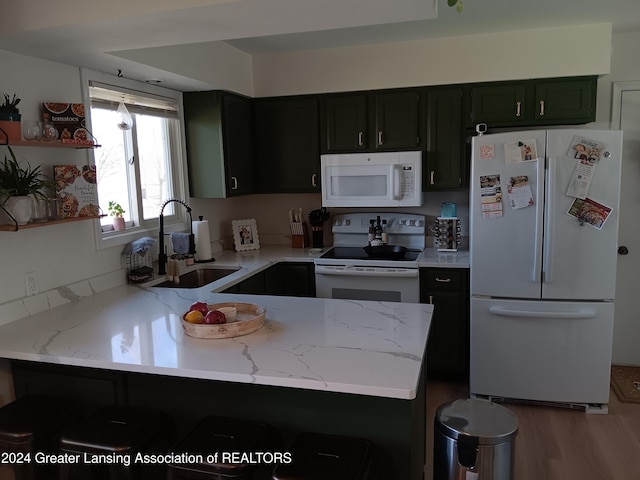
[12,361,425,480]
[11,360,127,413]
[222,269,267,294]
[420,268,469,381]
[223,262,315,297]
[265,262,316,297]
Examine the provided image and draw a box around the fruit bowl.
[181,302,265,339]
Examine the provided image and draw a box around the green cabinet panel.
[420,268,469,381]
[265,262,316,297]
[12,360,127,414]
[222,262,315,297]
[469,83,528,127]
[469,76,597,128]
[425,88,464,190]
[323,94,368,152]
[533,77,596,124]
[373,90,422,150]
[184,91,254,197]
[321,89,423,153]
[254,96,320,193]
[222,270,266,294]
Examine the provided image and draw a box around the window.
[82,70,188,249]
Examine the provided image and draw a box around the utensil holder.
[312,229,324,248]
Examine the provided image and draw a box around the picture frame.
[232,218,260,251]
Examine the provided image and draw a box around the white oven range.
[314,213,426,303]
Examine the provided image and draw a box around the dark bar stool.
[272,432,375,480]
[59,404,173,480]
[0,394,80,480]
[167,415,273,480]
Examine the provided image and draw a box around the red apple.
[189,301,208,316]
[204,310,227,325]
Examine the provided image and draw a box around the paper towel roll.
[192,220,213,262]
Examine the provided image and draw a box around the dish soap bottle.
[381,219,388,244]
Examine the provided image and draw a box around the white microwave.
[320,151,423,207]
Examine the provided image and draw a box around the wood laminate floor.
[426,380,640,480]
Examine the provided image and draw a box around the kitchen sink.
[152,267,240,289]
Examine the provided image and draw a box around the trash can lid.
[435,398,518,445]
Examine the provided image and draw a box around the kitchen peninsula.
[0,264,433,479]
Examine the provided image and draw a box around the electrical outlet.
[24,272,38,296]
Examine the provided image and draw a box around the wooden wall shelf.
[0,215,104,231]
[5,140,99,149]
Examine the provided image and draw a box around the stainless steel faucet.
[158,198,195,275]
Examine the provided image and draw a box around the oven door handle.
[315,265,419,278]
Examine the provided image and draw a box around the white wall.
[0,51,123,307]
[598,32,640,364]
[252,23,612,97]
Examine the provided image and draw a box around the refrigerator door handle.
[531,155,544,283]
[542,156,556,283]
[489,306,595,319]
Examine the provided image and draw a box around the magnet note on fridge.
[504,140,538,164]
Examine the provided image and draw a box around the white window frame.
[80,69,190,251]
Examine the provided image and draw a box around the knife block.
[291,221,307,248]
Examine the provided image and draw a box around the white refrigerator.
[469,129,622,413]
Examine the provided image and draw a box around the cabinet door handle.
[231,176,238,190]
[378,131,383,146]
[311,173,317,188]
[429,295,434,304]
[515,101,521,117]
[358,132,364,146]
[435,277,452,283]
[539,100,545,116]
[430,171,435,185]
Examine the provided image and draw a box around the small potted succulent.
[0,93,22,143]
[108,200,126,231]
[0,145,53,225]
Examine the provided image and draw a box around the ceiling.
[1,0,639,91]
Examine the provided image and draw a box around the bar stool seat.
[272,432,375,480]
[0,394,80,480]
[59,404,172,480]
[167,415,271,480]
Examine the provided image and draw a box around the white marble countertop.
[0,278,433,400]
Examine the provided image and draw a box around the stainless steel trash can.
[434,398,518,480]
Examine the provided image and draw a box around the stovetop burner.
[320,246,421,262]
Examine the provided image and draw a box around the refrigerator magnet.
[567,197,612,230]
[504,140,538,164]
[479,174,504,218]
[507,176,534,209]
[566,158,596,200]
[567,135,604,162]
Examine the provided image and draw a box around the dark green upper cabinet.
[425,88,464,190]
[469,82,528,127]
[254,96,320,193]
[323,94,368,152]
[184,91,254,198]
[533,77,596,124]
[468,76,597,128]
[321,89,423,153]
[373,90,422,150]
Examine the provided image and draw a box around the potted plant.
[0,93,22,144]
[0,145,53,225]
[108,201,126,231]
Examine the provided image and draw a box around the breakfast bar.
[0,282,433,479]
